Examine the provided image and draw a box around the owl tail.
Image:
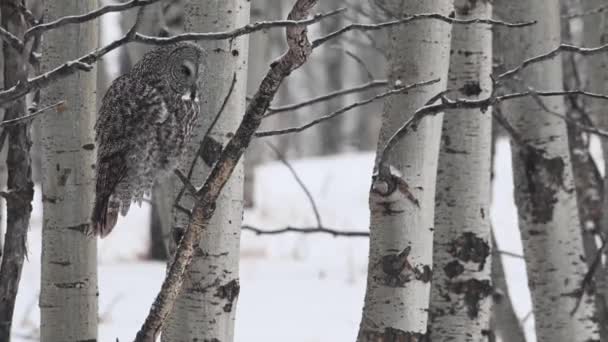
[90,194,119,238]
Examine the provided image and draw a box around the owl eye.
[180,64,192,78]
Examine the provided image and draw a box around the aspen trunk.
[357,1,452,340]
[38,1,99,341]
[495,0,600,340]
[428,1,493,340]
[0,3,35,341]
[162,1,249,341]
[490,236,526,342]
[578,1,608,338]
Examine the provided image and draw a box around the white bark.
[495,0,600,340]
[39,1,98,341]
[162,1,249,341]
[428,0,493,340]
[357,1,452,340]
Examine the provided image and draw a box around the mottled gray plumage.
[91,42,204,237]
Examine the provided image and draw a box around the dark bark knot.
[371,165,420,212]
[455,0,491,16]
[520,147,567,224]
[443,260,465,279]
[361,327,427,342]
[200,136,223,167]
[377,246,432,287]
[447,232,490,271]
[448,279,492,319]
[460,81,482,97]
[215,279,240,313]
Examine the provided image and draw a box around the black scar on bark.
[460,81,482,97]
[215,279,240,313]
[361,327,428,342]
[200,136,223,167]
[443,260,465,279]
[447,232,490,271]
[519,146,566,224]
[448,279,493,319]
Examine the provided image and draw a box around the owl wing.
[91,76,170,237]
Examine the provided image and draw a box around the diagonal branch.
[266,142,323,228]
[134,1,318,340]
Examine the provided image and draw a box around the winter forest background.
[1,0,607,341]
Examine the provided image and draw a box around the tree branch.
[23,0,162,40]
[134,1,318,340]
[379,88,608,164]
[256,79,439,137]
[242,225,369,237]
[312,13,535,49]
[265,142,323,228]
[264,79,388,117]
[0,7,343,107]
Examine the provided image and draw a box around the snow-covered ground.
[12,139,542,342]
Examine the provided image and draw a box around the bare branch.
[0,101,64,127]
[265,79,388,117]
[174,73,237,208]
[0,26,25,55]
[379,88,608,164]
[312,14,535,49]
[498,43,608,80]
[0,8,343,107]
[242,225,369,237]
[266,142,323,228]
[256,79,439,137]
[24,0,162,40]
[133,8,346,46]
[563,4,608,19]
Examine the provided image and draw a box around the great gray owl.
[91,42,204,237]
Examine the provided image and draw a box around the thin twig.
[563,4,608,19]
[380,88,608,164]
[265,79,388,117]
[0,26,25,55]
[312,13,535,49]
[133,8,346,46]
[498,43,608,81]
[266,142,323,228]
[256,79,439,137]
[570,238,608,316]
[242,225,369,237]
[0,101,64,127]
[24,0,162,40]
[174,72,237,209]
[0,8,342,107]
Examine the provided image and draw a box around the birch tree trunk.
[490,237,526,342]
[38,1,98,341]
[162,1,249,340]
[578,1,608,337]
[428,1,493,340]
[357,1,452,340]
[0,4,34,341]
[495,0,600,340]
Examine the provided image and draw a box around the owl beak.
[190,84,198,102]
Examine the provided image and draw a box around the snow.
[12,139,537,342]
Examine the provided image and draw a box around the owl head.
[134,42,205,98]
